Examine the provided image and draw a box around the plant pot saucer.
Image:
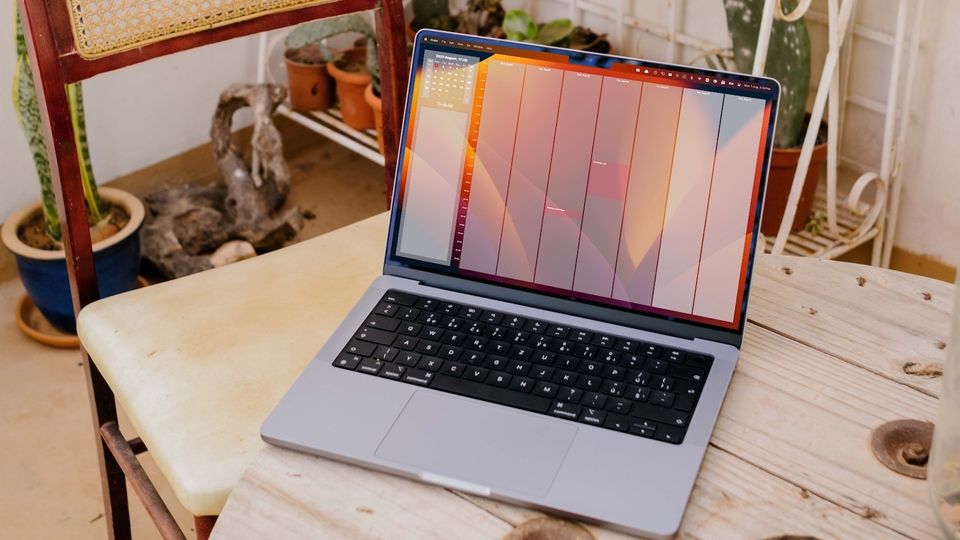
[15,276,149,349]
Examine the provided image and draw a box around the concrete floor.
[0,124,386,538]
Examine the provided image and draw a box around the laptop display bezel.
[383,29,780,348]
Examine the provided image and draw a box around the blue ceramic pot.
[1,188,145,334]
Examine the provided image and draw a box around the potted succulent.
[722,0,824,236]
[288,14,378,130]
[502,9,611,52]
[2,13,144,338]
[284,38,336,112]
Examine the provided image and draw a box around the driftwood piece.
[141,84,305,279]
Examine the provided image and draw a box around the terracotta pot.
[327,47,375,130]
[1,187,145,334]
[364,83,384,154]
[760,141,829,237]
[284,49,334,111]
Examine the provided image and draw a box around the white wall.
[0,7,259,222]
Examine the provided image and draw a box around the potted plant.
[723,0,824,236]
[501,9,611,52]
[2,13,145,339]
[284,37,336,112]
[288,14,378,130]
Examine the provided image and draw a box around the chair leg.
[195,516,218,540]
[374,0,410,204]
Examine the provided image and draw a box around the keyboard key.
[668,364,707,383]
[509,377,535,393]
[380,363,406,380]
[524,320,546,333]
[654,425,684,444]
[600,380,625,397]
[556,356,580,371]
[464,337,487,351]
[398,322,421,336]
[438,346,463,361]
[420,327,443,341]
[431,374,552,414]
[629,423,657,438]
[508,345,533,361]
[459,306,481,320]
[383,291,417,306]
[621,353,644,369]
[396,352,421,367]
[334,354,362,370]
[651,391,676,408]
[593,334,615,348]
[356,327,396,346]
[533,381,559,398]
[574,344,597,359]
[579,360,602,375]
[373,301,398,316]
[606,397,632,415]
[641,344,662,357]
[396,307,420,321]
[442,331,466,346]
[462,352,485,366]
[420,312,442,326]
[583,391,607,409]
[554,370,578,386]
[402,368,435,386]
[416,341,440,355]
[546,325,569,338]
[484,356,509,370]
[550,340,575,354]
[509,330,530,344]
[464,367,488,382]
[507,360,531,376]
[664,349,684,363]
[464,321,485,335]
[441,316,463,330]
[373,346,399,362]
[579,407,607,426]
[576,375,602,392]
[626,370,650,386]
[418,357,443,372]
[531,366,554,381]
[599,350,620,364]
[533,350,555,365]
[625,386,650,403]
[414,297,437,310]
[571,330,592,343]
[344,340,376,357]
[530,335,552,350]
[440,303,460,315]
[442,361,465,377]
[602,365,626,380]
[364,314,400,331]
[644,358,669,374]
[487,341,509,355]
[558,386,582,403]
[481,311,503,324]
[604,415,630,432]
[631,403,690,428]
[616,338,639,353]
[503,315,525,329]
[549,401,581,420]
[651,375,675,392]
[686,354,713,369]
[393,336,418,350]
[358,358,384,375]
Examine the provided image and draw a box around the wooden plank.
[211,446,515,540]
[460,447,900,539]
[750,254,951,396]
[714,323,940,538]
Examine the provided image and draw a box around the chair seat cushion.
[67,0,333,59]
[77,213,387,515]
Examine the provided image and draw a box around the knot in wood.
[870,419,934,479]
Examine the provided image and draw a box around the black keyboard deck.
[333,290,713,444]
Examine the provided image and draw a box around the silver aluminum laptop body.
[263,30,779,538]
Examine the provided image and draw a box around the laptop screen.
[389,31,779,333]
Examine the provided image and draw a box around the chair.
[17,0,408,538]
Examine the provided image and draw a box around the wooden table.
[87,213,951,538]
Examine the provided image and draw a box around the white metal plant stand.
[259,0,923,267]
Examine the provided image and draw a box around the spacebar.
[431,375,552,414]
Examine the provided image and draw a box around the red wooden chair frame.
[16,1,408,538]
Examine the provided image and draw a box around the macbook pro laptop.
[263,29,779,538]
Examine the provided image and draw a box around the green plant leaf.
[503,9,537,40]
[534,19,573,45]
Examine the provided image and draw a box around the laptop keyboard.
[332,290,713,445]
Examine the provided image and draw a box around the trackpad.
[375,391,577,497]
